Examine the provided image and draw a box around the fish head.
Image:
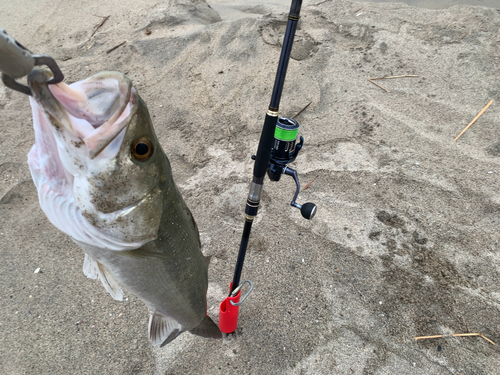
[28,70,167,249]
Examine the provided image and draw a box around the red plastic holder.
[219,283,241,334]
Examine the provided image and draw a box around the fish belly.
[79,239,208,330]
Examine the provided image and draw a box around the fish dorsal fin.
[189,315,222,339]
[148,312,182,347]
[82,254,124,301]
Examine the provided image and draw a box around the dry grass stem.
[293,101,313,119]
[414,335,444,340]
[368,79,389,92]
[454,100,493,141]
[415,333,497,346]
[91,15,110,38]
[106,41,126,54]
[369,75,419,80]
[478,334,497,346]
[368,75,419,92]
[302,176,318,191]
[453,333,497,346]
[79,15,110,48]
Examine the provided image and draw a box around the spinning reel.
[266,117,317,220]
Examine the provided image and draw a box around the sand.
[1,0,500,374]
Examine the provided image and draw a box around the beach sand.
[1,0,500,373]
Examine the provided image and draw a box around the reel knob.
[300,202,317,220]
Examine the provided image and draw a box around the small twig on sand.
[455,333,497,346]
[415,333,497,346]
[302,175,318,191]
[454,100,493,141]
[293,101,312,119]
[199,157,212,164]
[415,335,443,340]
[368,75,420,93]
[368,79,389,92]
[79,15,111,49]
[106,41,126,54]
[370,75,420,80]
[91,15,110,38]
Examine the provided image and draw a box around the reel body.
[267,117,317,220]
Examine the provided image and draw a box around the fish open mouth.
[29,70,137,160]
[27,71,156,250]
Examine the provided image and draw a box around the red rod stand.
[219,283,241,334]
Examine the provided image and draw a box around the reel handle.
[284,167,317,220]
[300,202,317,220]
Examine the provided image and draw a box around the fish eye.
[131,137,153,162]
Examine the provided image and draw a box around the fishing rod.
[219,0,317,333]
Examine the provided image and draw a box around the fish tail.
[189,315,222,339]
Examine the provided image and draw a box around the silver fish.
[27,69,222,346]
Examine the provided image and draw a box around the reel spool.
[271,117,302,165]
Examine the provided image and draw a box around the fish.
[26,69,222,346]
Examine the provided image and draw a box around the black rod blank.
[270,4,301,110]
[231,219,253,293]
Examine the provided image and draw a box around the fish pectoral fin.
[148,312,182,347]
[83,253,99,279]
[189,315,222,340]
[82,254,124,301]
